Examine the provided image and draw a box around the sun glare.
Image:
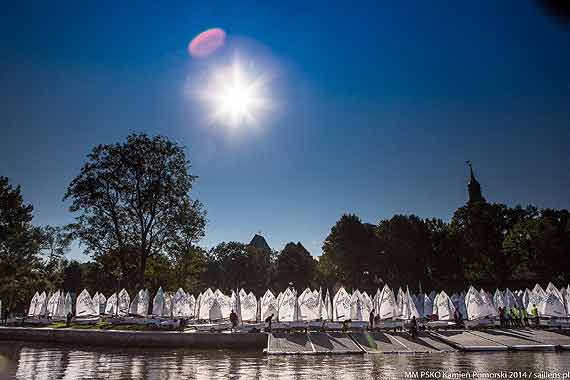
[202,60,269,128]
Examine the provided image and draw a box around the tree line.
[1,133,568,313]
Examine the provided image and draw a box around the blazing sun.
[200,60,271,128]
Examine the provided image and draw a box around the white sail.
[362,291,373,319]
[152,287,165,316]
[422,294,433,318]
[231,291,241,323]
[546,282,564,304]
[28,292,39,317]
[46,292,57,317]
[451,292,467,319]
[298,288,321,321]
[96,293,106,315]
[526,289,545,314]
[188,294,196,318]
[401,287,420,320]
[565,285,570,315]
[350,290,362,321]
[377,285,398,320]
[396,287,405,315]
[323,289,332,321]
[209,298,223,321]
[198,288,214,320]
[465,286,489,320]
[214,289,232,320]
[195,293,202,319]
[504,289,518,309]
[129,289,149,317]
[240,291,258,322]
[533,284,546,298]
[104,293,118,315]
[480,289,498,317]
[163,292,173,318]
[118,289,130,316]
[172,288,190,318]
[333,287,351,321]
[434,291,455,321]
[522,288,532,308]
[538,292,567,317]
[64,292,73,316]
[412,294,422,317]
[277,288,297,322]
[91,293,101,316]
[76,289,97,317]
[493,289,505,309]
[36,291,48,317]
[260,289,278,320]
[54,291,66,317]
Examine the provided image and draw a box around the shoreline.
[0,327,267,349]
[3,326,570,354]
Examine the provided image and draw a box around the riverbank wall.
[0,327,268,349]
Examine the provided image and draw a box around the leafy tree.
[275,242,316,290]
[0,177,44,312]
[425,218,467,292]
[62,260,83,292]
[39,225,73,290]
[207,242,250,291]
[451,203,535,285]
[206,241,272,294]
[376,215,432,291]
[64,133,206,287]
[504,209,570,283]
[168,246,208,292]
[314,253,340,291]
[322,214,380,288]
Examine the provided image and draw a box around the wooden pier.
[351,332,455,354]
[265,332,362,354]
[431,329,570,352]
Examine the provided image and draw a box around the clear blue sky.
[1,1,569,261]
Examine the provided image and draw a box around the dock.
[350,332,455,354]
[265,332,362,354]
[266,331,456,355]
[431,329,570,351]
[3,326,570,354]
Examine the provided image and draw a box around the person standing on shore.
[264,314,274,332]
[498,307,505,328]
[369,309,375,330]
[511,307,519,328]
[229,309,238,332]
[521,306,529,327]
[504,307,511,329]
[2,308,9,326]
[409,316,418,339]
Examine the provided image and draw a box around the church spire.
[466,161,485,204]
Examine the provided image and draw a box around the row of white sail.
[26,282,570,322]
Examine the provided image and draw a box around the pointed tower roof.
[467,161,485,204]
[249,234,272,253]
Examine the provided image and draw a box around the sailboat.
[332,287,351,322]
[74,289,99,324]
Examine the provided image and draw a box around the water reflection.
[1,341,570,380]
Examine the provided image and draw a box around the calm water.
[1,341,570,380]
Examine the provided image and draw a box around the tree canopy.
[64,133,206,288]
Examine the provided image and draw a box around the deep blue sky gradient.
[1,1,569,260]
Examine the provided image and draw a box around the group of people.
[498,304,539,328]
